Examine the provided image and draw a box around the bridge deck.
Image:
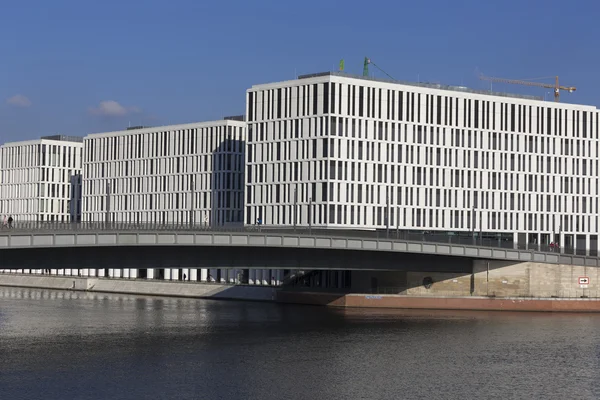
[0,227,597,267]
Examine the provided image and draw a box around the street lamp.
[559,223,562,254]
[308,197,312,235]
[386,193,390,238]
[190,176,195,227]
[479,208,483,246]
[293,186,298,232]
[105,181,111,226]
[472,205,475,242]
[396,206,400,239]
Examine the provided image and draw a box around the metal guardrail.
[0,222,597,258]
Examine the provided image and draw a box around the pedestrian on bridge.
[7,215,13,229]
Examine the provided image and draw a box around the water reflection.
[1,287,599,400]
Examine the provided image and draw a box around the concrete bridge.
[0,224,598,269]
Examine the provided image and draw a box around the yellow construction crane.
[478,73,576,102]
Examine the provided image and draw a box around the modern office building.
[0,135,83,223]
[82,119,246,226]
[244,71,600,252]
[80,118,272,283]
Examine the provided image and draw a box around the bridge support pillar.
[164,269,172,281]
[129,269,138,279]
[275,270,283,286]
[256,269,263,285]
[190,268,197,282]
[209,268,217,282]
[200,269,208,282]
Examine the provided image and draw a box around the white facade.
[0,136,83,222]
[245,72,600,251]
[82,120,246,225]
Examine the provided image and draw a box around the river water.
[0,286,599,400]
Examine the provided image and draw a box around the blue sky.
[0,0,597,143]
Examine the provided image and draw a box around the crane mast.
[478,73,576,102]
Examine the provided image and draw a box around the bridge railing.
[0,221,597,258]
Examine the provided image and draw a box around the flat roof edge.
[251,71,593,107]
[85,119,246,139]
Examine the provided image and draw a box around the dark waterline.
[0,287,599,400]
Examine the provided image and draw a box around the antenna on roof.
[363,57,396,81]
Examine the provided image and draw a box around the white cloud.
[7,94,32,107]
[88,100,140,117]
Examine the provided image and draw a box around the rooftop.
[85,118,246,139]
[298,71,544,102]
[40,135,84,143]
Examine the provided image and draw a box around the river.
[0,286,599,399]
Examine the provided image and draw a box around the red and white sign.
[579,277,590,285]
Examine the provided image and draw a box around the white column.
[123,269,130,279]
[276,270,283,286]
[586,235,590,255]
[165,269,172,280]
[254,269,263,285]
[129,269,138,279]
[172,268,179,281]
[108,269,115,278]
[209,268,217,282]
[147,269,155,279]
[98,269,105,277]
[190,268,198,282]
[200,269,208,282]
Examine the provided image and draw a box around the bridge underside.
[2,245,474,273]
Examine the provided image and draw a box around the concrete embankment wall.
[349,261,600,298]
[0,274,277,302]
[276,292,600,312]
